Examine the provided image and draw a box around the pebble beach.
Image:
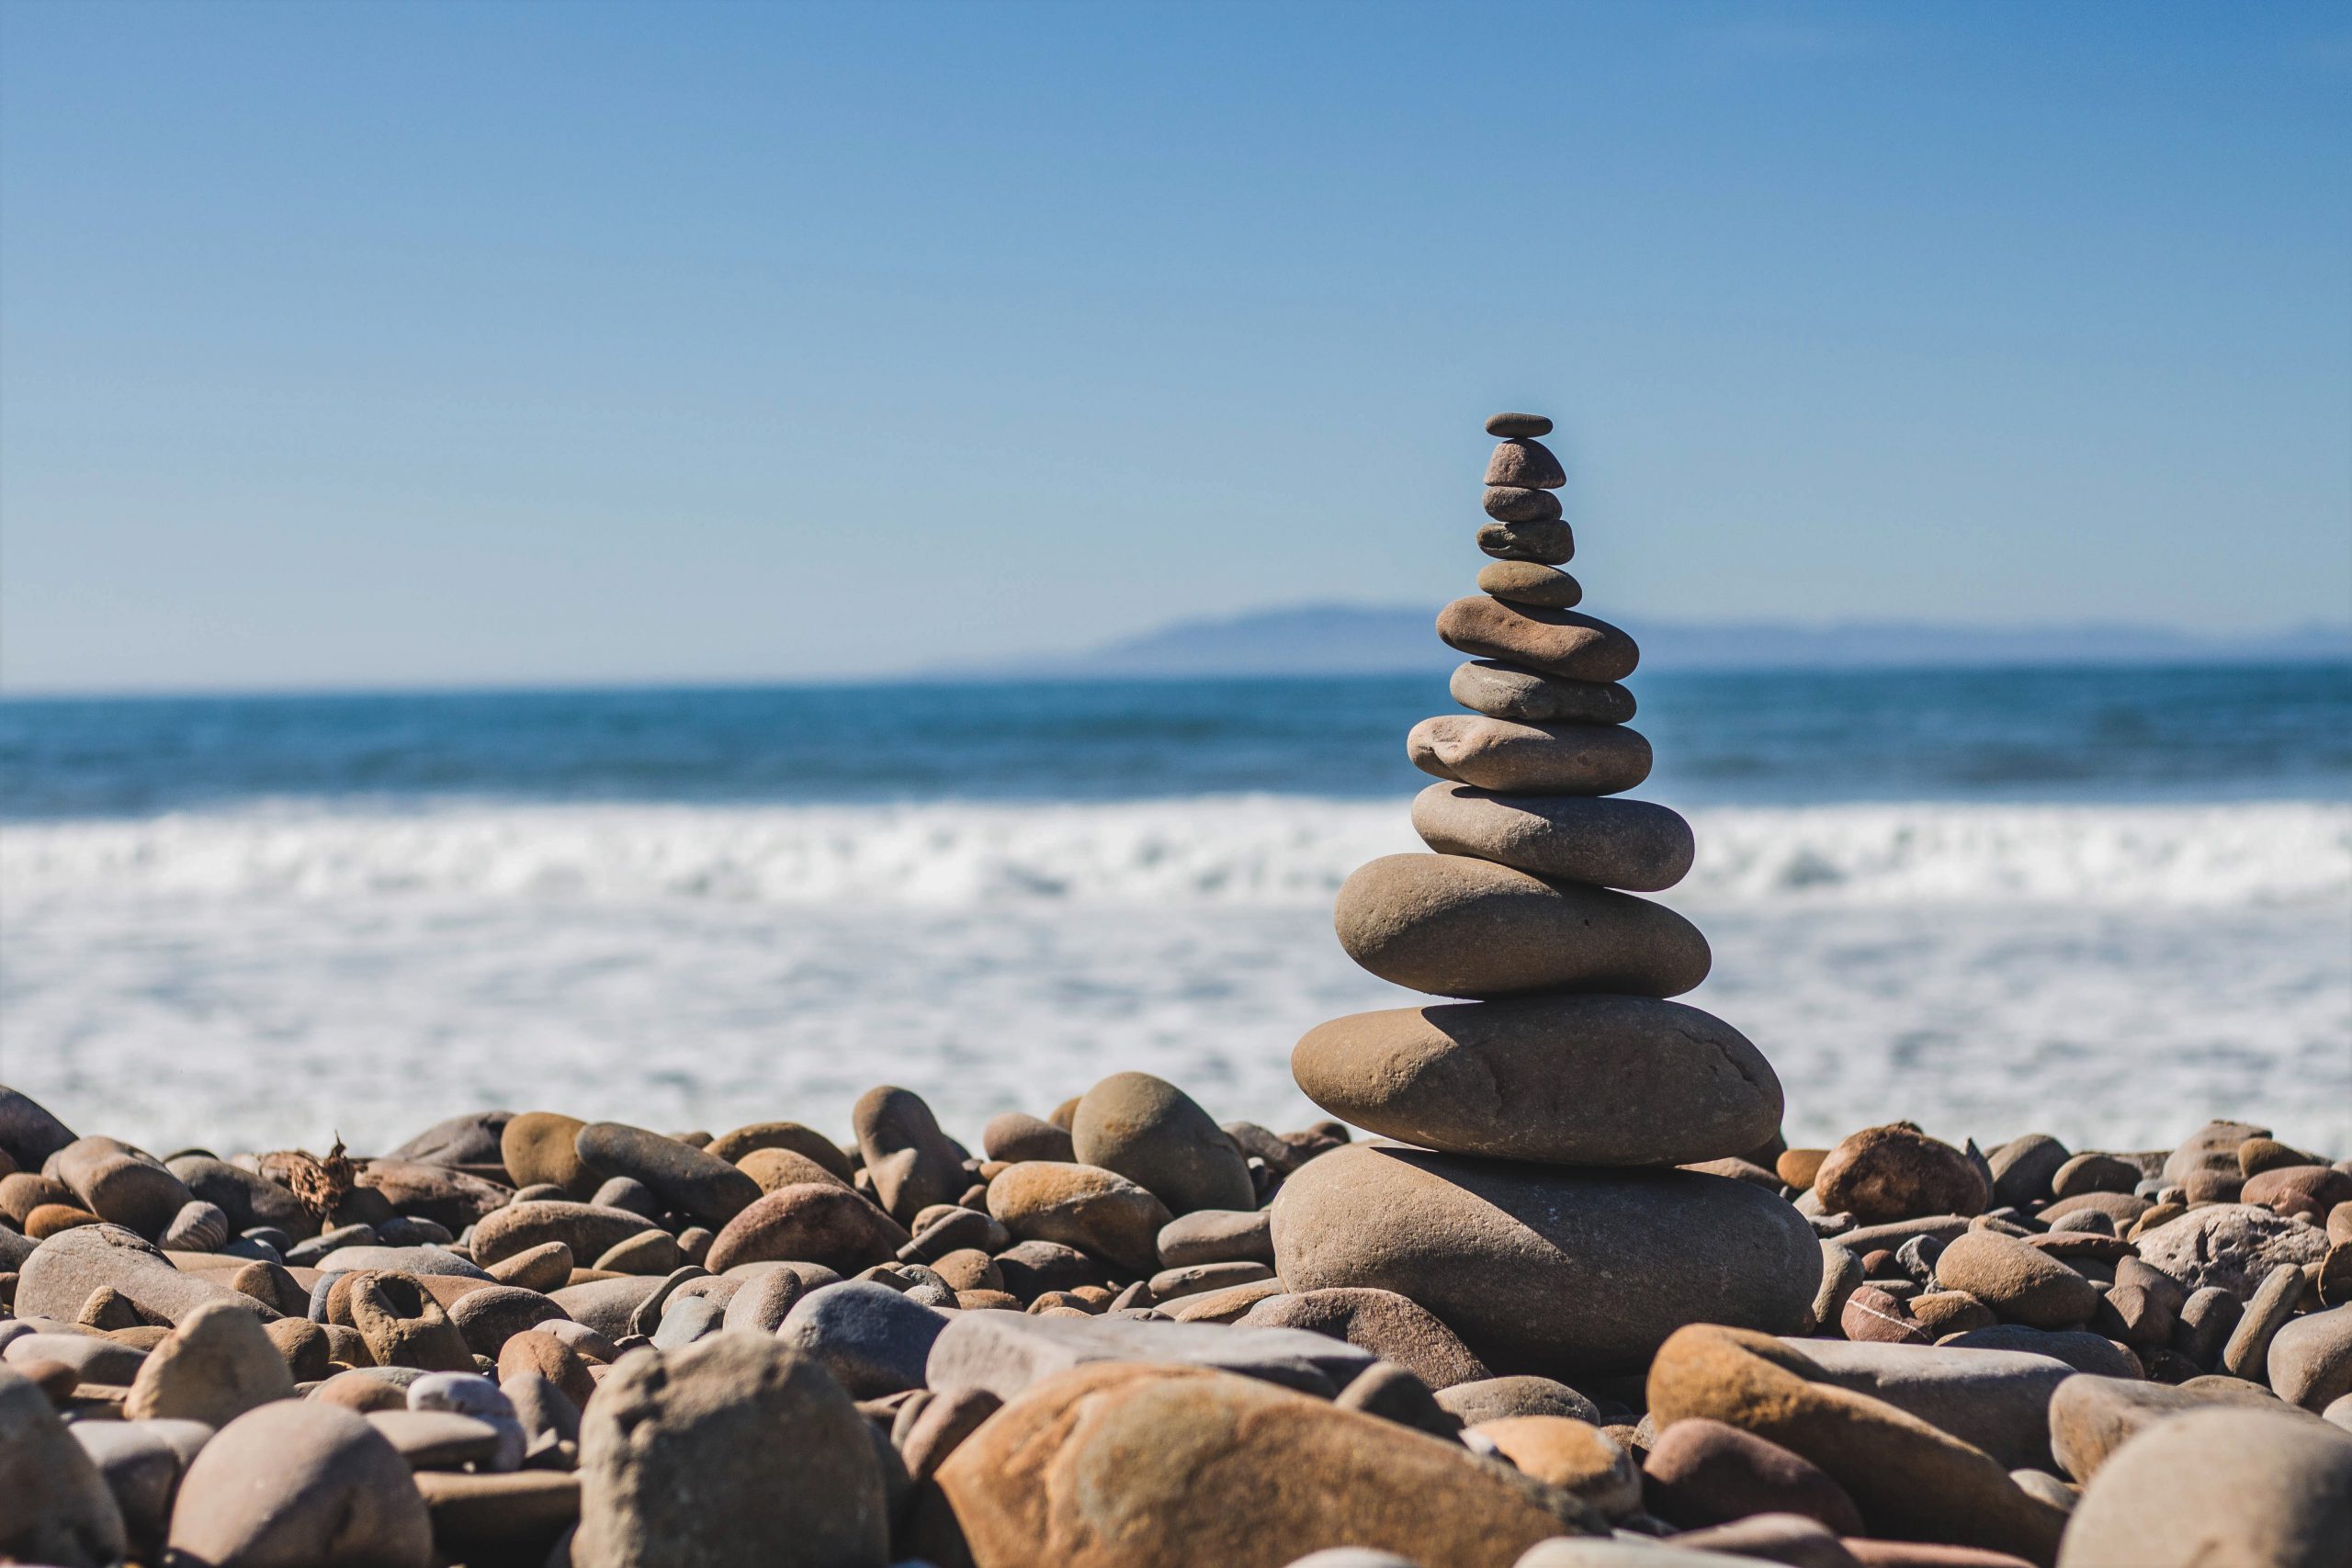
[4,415,2349,1567]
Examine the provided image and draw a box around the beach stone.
[1411,784,1692,892]
[596,1228,686,1274]
[1786,1338,2075,1471]
[739,1145,854,1193]
[1157,1207,1274,1269]
[1437,1375,1600,1426]
[1646,1326,2065,1562]
[1926,1326,2135,1381]
[988,1161,1173,1274]
[2055,1406,2352,1567]
[926,1307,1375,1403]
[445,1283,563,1356]
[1665,1515,1860,1568]
[705,1120,854,1178]
[18,1222,278,1325]
[1814,1125,1991,1224]
[574,1331,888,1568]
[1934,1230,2099,1328]
[2267,1305,2352,1411]
[2243,1163,2352,1221]
[315,1242,492,1280]
[70,1416,209,1559]
[1483,483,1565,522]
[981,1111,1075,1164]
[1409,716,1652,795]
[385,1109,513,1167]
[28,1201,102,1236]
[926,1361,1591,1568]
[51,1136,195,1239]
[1514,1543,1805,1568]
[1438,598,1638,682]
[264,1316,331,1380]
[2160,1120,2271,1186]
[776,1280,949,1399]
[0,1085,78,1171]
[2047,1373,2301,1482]
[159,1200,232,1251]
[1487,412,1555,437]
[344,1271,476,1372]
[1,1365,129,1566]
[368,1407,516,1471]
[2222,1262,2310,1381]
[852,1086,967,1225]
[1478,560,1583,607]
[993,1237,1113,1298]
[123,1299,294,1425]
[1478,519,1578,564]
[501,1111,598,1196]
[1238,1287,1490,1389]
[703,1182,909,1274]
[2049,1154,2139,1201]
[499,1329,599,1410]
[358,1159,511,1231]
[1150,1260,1274,1301]
[2168,1285,2242,1367]
[167,1155,314,1239]
[1071,1071,1256,1216]
[314,1367,418,1412]
[1451,660,1637,726]
[1643,1416,1866,1534]
[1333,853,1710,999]
[575,1122,759,1227]
[1841,1285,1931,1345]
[1989,1135,2072,1209]
[902,1204,1012,1262]
[2041,1191,2152,1230]
[413,1470,578,1563]
[6,1329,149,1384]
[2136,1204,2331,1299]
[1487,437,1566,488]
[0,1169,74,1225]
[469,1200,658,1269]
[167,1397,432,1567]
[1293,996,1779,1167]
[1473,1416,1641,1517]
[485,1238,572,1293]
[1272,1145,1817,1378]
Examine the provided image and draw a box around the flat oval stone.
[704,1121,854,1179]
[574,1122,759,1228]
[703,1183,909,1276]
[1933,1231,2100,1329]
[1482,485,1563,523]
[1486,437,1566,489]
[1434,1375,1599,1426]
[987,1163,1172,1276]
[1412,784,1692,891]
[1293,997,1779,1166]
[469,1201,658,1269]
[1486,412,1554,437]
[1438,598,1637,682]
[1235,1287,1489,1389]
[1642,1416,1865,1534]
[2047,1373,2306,1482]
[1408,716,1650,795]
[1332,853,1710,998]
[1155,1209,1273,1269]
[18,1223,278,1326]
[1476,561,1582,607]
[1450,661,1635,726]
[1270,1145,1817,1379]
[1476,519,1577,564]
[51,1137,194,1240]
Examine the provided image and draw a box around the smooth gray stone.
[925,1308,1375,1404]
[1432,1374,1600,1426]
[1156,1209,1275,1269]
[166,1156,314,1240]
[384,1110,514,1167]
[2048,1373,2312,1483]
[651,1292,727,1350]
[69,1419,211,1558]
[1829,1214,1977,1252]
[548,1276,667,1340]
[166,1399,432,1566]
[0,1227,38,1270]
[5,1331,150,1386]
[367,1408,519,1472]
[1781,1337,2076,1471]
[314,1244,492,1280]
[1942,1325,2142,1380]
[0,1083,79,1171]
[447,1285,565,1357]
[2056,1407,2352,1568]
[576,1122,761,1229]
[776,1280,948,1400]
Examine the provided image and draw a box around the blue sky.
[3,0,2346,691]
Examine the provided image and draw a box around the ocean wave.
[4,795,2346,909]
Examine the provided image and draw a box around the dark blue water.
[1,663,2346,820]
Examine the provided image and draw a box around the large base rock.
[1268,1145,1816,1378]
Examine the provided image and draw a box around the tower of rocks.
[1267,412,1820,1383]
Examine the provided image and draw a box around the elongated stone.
[1450,661,1635,726]
[1437,598,1637,682]
[1482,485,1563,523]
[1333,853,1709,998]
[1270,1145,1817,1378]
[1485,412,1553,437]
[1408,716,1650,795]
[1293,997,1779,1166]
[1476,561,1582,607]
[1476,520,1576,564]
[1411,784,1692,890]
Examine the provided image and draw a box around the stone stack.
[1270,411,1820,1382]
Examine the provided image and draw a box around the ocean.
[3,662,2347,1157]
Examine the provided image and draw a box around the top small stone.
[1485,412,1552,437]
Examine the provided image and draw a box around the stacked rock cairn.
[1272,411,1824,1383]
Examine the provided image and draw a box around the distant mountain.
[961,604,2352,677]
